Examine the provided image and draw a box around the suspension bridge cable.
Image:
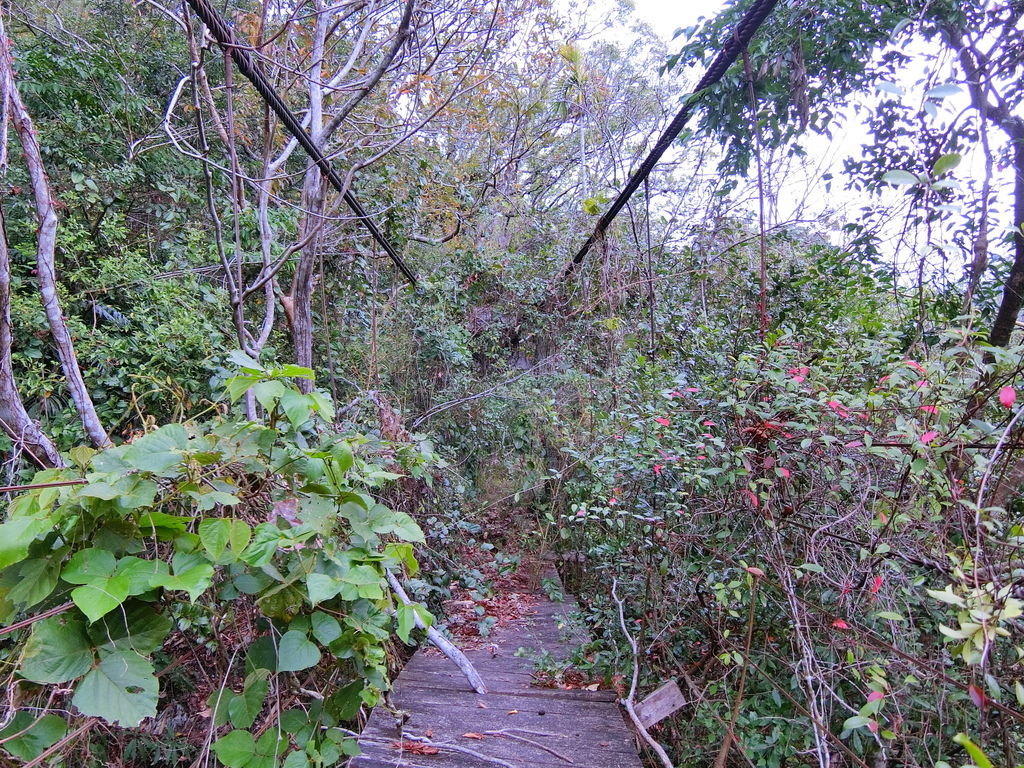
[566,0,780,275]
[183,0,418,285]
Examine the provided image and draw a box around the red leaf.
[655,417,670,427]
[653,464,662,475]
[1000,386,1017,409]
[832,619,849,629]
[867,691,884,703]
[780,468,791,478]
[745,567,765,577]
[868,720,879,734]
[905,360,926,374]
[919,405,938,414]
[742,489,759,508]
[703,420,717,427]
[920,430,938,444]
[685,387,700,392]
[871,575,882,594]
[968,684,987,710]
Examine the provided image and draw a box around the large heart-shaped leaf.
[89,601,173,657]
[277,631,321,673]
[72,574,130,623]
[20,615,93,683]
[72,650,157,727]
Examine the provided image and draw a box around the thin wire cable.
[566,0,780,274]
[184,0,418,285]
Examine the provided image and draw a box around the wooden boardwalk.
[352,582,644,768]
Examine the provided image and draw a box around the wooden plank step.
[353,570,644,768]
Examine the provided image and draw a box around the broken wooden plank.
[634,680,686,730]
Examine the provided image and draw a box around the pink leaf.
[608,498,617,505]
[696,455,706,460]
[745,567,765,577]
[871,576,882,594]
[792,375,805,383]
[653,464,662,476]
[905,360,927,374]
[655,417,670,427]
[685,387,700,393]
[919,405,938,414]
[832,619,849,629]
[780,468,791,478]
[742,489,758,508]
[703,420,717,427]
[1000,386,1017,409]
[920,430,938,444]
[867,691,885,703]
[868,720,878,734]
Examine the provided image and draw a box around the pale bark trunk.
[0,206,63,467]
[0,19,111,449]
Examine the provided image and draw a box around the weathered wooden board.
[634,680,686,729]
[352,570,643,768]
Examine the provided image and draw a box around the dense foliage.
[1,0,1024,767]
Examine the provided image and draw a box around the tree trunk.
[986,125,1024,347]
[0,20,112,449]
[0,208,63,467]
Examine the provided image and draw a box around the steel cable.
[567,0,780,273]
[184,0,418,285]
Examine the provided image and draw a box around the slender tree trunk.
[289,0,328,393]
[0,207,62,467]
[0,20,111,449]
[987,125,1024,347]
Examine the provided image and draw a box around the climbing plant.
[0,355,440,766]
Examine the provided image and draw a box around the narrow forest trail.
[351,565,643,767]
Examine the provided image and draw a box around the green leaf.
[339,565,384,600]
[311,612,342,645]
[228,670,270,729]
[89,601,173,657]
[241,524,282,567]
[306,573,342,606]
[212,729,256,768]
[72,574,131,622]
[953,733,993,768]
[136,512,192,540]
[251,380,286,413]
[0,713,67,761]
[927,586,964,606]
[330,441,353,474]
[932,153,961,177]
[8,557,61,608]
[881,170,920,186]
[279,389,313,428]
[229,520,252,555]
[200,519,231,560]
[282,750,311,768]
[72,650,158,727]
[122,424,190,475]
[396,603,416,643]
[325,680,365,721]
[226,374,262,403]
[63,548,117,584]
[115,557,170,596]
[20,615,94,683]
[0,517,50,570]
[842,715,871,731]
[151,564,214,602]
[277,631,321,673]
[875,611,904,621]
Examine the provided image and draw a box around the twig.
[713,570,758,768]
[0,479,86,493]
[385,570,487,694]
[612,579,674,768]
[0,602,74,638]
[484,728,573,763]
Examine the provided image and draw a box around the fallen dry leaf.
[585,683,600,691]
[425,728,434,738]
[462,733,487,740]
[507,709,518,714]
[392,741,440,755]
[477,701,488,709]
